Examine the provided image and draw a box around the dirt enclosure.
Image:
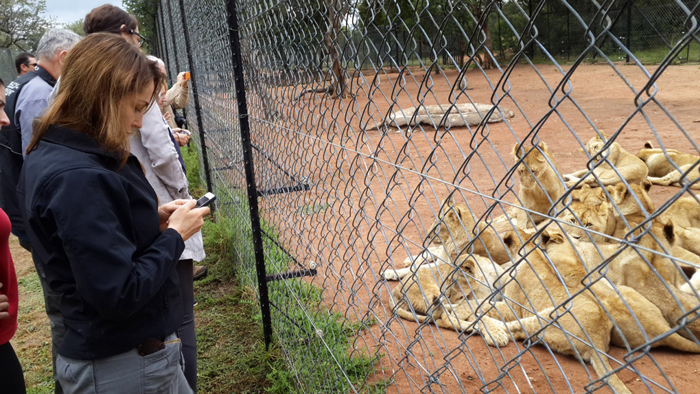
[258,62,700,393]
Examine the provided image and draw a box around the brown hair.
[83,4,138,35]
[28,33,163,162]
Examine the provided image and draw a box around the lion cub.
[511,142,566,228]
[542,226,700,353]
[390,254,503,330]
[637,141,700,189]
[445,228,632,394]
[383,200,512,281]
[565,183,700,294]
[564,133,647,188]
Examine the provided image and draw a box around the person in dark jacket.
[17,33,208,393]
[0,77,26,394]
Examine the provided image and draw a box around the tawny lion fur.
[383,200,512,281]
[565,183,700,294]
[510,142,566,228]
[390,254,503,330]
[637,141,700,189]
[556,215,700,341]
[564,133,648,188]
[443,228,632,394]
[541,226,700,353]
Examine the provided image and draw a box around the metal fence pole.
[157,5,173,86]
[165,0,182,79]
[626,0,633,62]
[178,0,213,193]
[224,0,273,349]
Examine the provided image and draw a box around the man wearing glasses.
[14,52,37,76]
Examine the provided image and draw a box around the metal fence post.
[165,0,182,82]
[224,0,273,349]
[626,0,633,62]
[157,5,172,86]
[178,0,213,194]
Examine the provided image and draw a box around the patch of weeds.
[195,216,290,394]
[296,202,330,215]
[182,144,206,198]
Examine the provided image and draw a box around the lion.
[390,254,504,329]
[443,227,633,394]
[383,200,512,281]
[556,216,700,340]
[541,226,700,353]
[566,183,700,294]
[564,133,648,188]
[637,141,700,189]
[510,141,566,228]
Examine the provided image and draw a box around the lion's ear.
[644,141,654,149]
[642,178,652,192]
[460,256,477,275]
[503,231,516,249]
[536,142,549,162]
[455,204,472,226]
[599,130,607,140]
[512,142,521,160]
[607,182,627,204]
[595,187,606,200]
[663,221,675,244]
[542,229,564,245]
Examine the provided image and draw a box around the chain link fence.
[0,47,19,85]
[156,0,700,392]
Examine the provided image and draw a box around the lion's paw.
[381,269,401,281]
[480,318,510,347]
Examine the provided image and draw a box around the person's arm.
[140,104,189,198]
[16,92,49,157]
[165,73,190,109]
[41,169,188,320]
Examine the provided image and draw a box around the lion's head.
[512,141,560,189]
[427,199,476,247]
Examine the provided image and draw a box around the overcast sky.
[46,0,124,25]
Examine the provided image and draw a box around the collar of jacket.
[39,125,129,163]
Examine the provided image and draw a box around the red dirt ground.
[258,62,700,393]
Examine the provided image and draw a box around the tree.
[0,0,53,51]
[123,0,158,54]
[64,18,84,36]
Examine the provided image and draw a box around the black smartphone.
[194,192,216,208]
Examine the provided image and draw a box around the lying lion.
[510,141,566,228]
[564,183,700,294]
[559,216,700,340]
[444,227,632,394]
[637,141,700,189]
[383,200,512,281]
[564,133,648,188]
[390,254,504,329]
[542,226,700,353]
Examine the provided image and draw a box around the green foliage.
[182,144,206,197]
[123,0,158,54]
[0,0,53,51]
[63,18,84,36]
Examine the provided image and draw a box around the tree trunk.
[479,16,495,69]
[324,0,348,98]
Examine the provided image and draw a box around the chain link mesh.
[157,0,700,392]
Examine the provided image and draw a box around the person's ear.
[57,50,69,66]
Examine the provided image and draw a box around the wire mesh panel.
[157,0,700,392]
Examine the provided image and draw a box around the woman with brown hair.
[18,33,206,393]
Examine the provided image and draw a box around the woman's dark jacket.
[17,125,184,360]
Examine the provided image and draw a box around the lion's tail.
[587,354,632,394]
